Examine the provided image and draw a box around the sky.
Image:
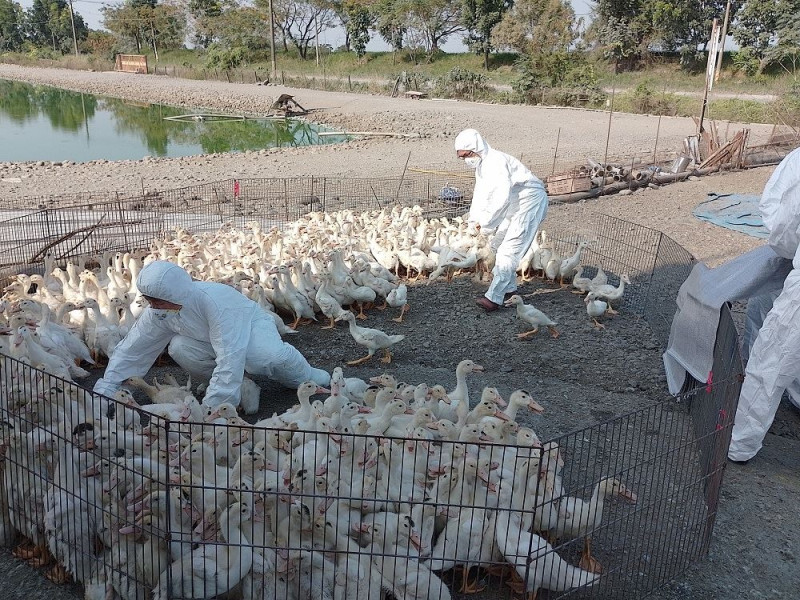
[19,0,595,52]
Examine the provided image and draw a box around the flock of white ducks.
[0,359,637,600]
[0,205,630,378]
[0,205,638,598]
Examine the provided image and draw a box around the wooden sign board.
[115,54,148,74]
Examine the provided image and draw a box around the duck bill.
[494,395,507,407]
[315,387,331,395]
[409,531,422,551]
[358,406,373,414]
[494,409,511,422]
[528,400,545,414]
[472,364,485,372]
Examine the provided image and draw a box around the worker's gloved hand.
[467,221,481,236]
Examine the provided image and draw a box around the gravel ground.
[0,65,798,600]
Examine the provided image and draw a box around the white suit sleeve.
[200,302,252,408]
[729,245,800,461]
[469,159,514,230]
[93,311,173,397]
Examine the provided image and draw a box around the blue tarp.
[693,193,769,239]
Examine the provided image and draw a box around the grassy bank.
[2,48,799,126]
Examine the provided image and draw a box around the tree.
[102,0,185,55]
[651,0,739,68]
[372,0,406,52]
[0,0,24,51]
[188,0,223,48]
[405,0,463,54]
[343,1,373,58]
[213,5,272,51]
[460,0,512,70]
[733,0,800,74]
[584,0,655,69]
[492,0,576,56]
[265,0,336,59]
[26,0,88,52]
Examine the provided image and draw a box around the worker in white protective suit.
[454,129,549,311]
[729,146,800,462]
[93,260,330,409]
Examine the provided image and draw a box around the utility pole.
[314,11,320,67]
[699,18,721,134]
[67,0,79,56]
[715,0,732,82]
[267,0,277,79]
[150,20,158,62]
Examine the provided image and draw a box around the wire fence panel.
[0,298,742,600]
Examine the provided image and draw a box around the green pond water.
[0,79,347,162]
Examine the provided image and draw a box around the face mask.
[464,156,481,169]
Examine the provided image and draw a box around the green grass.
[3,47,799,125]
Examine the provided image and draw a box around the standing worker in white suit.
[455,129,549,312]
[729,146,800,462]
[93,260,330,410]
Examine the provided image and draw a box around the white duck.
[585,295,609,329]
[555,476,638,573]
[437,359,484,424]
[558,240,592,284]
[385,283,409,323]
[336,311,405,365]
[504,295,560,339]
[153,502,253,600]
[587,273,631,314]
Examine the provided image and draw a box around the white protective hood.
[137,260,194,305]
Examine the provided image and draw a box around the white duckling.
[437,359,483,423]
[153,502,253,600]
[586,274,631,314]
[590,266,608,289]
[503,389,545,422]
[571,266,594,295]
[385,283,409,323]
[585,295,609,329]
[555,476,638,573]
[336,311,405,365]
[504,295,560,339]
[495,509,599,598]
[558,240,592,284]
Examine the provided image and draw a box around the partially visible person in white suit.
[729,146,800,462]
[454,129,549,312]
[93,260,330,409]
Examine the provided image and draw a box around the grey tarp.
[663,245,793,394]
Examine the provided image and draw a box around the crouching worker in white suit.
[454,129,549,312]
[729,146,800,462]
[93,260,330,410]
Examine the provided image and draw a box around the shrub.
[433,67,489,100]
[512,53,606,107]
[204,45,247,70]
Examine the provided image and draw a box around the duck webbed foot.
[379,349,393,364]
[391,304,409,323]
[578,537,603,574]
[347,354,373,366]
[45,563,71,584]
[516,328,539,339]
[459,566,486,594]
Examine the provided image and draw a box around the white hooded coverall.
[454,129,549,304]
[93,261,330,407]
[729,146,800,461]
